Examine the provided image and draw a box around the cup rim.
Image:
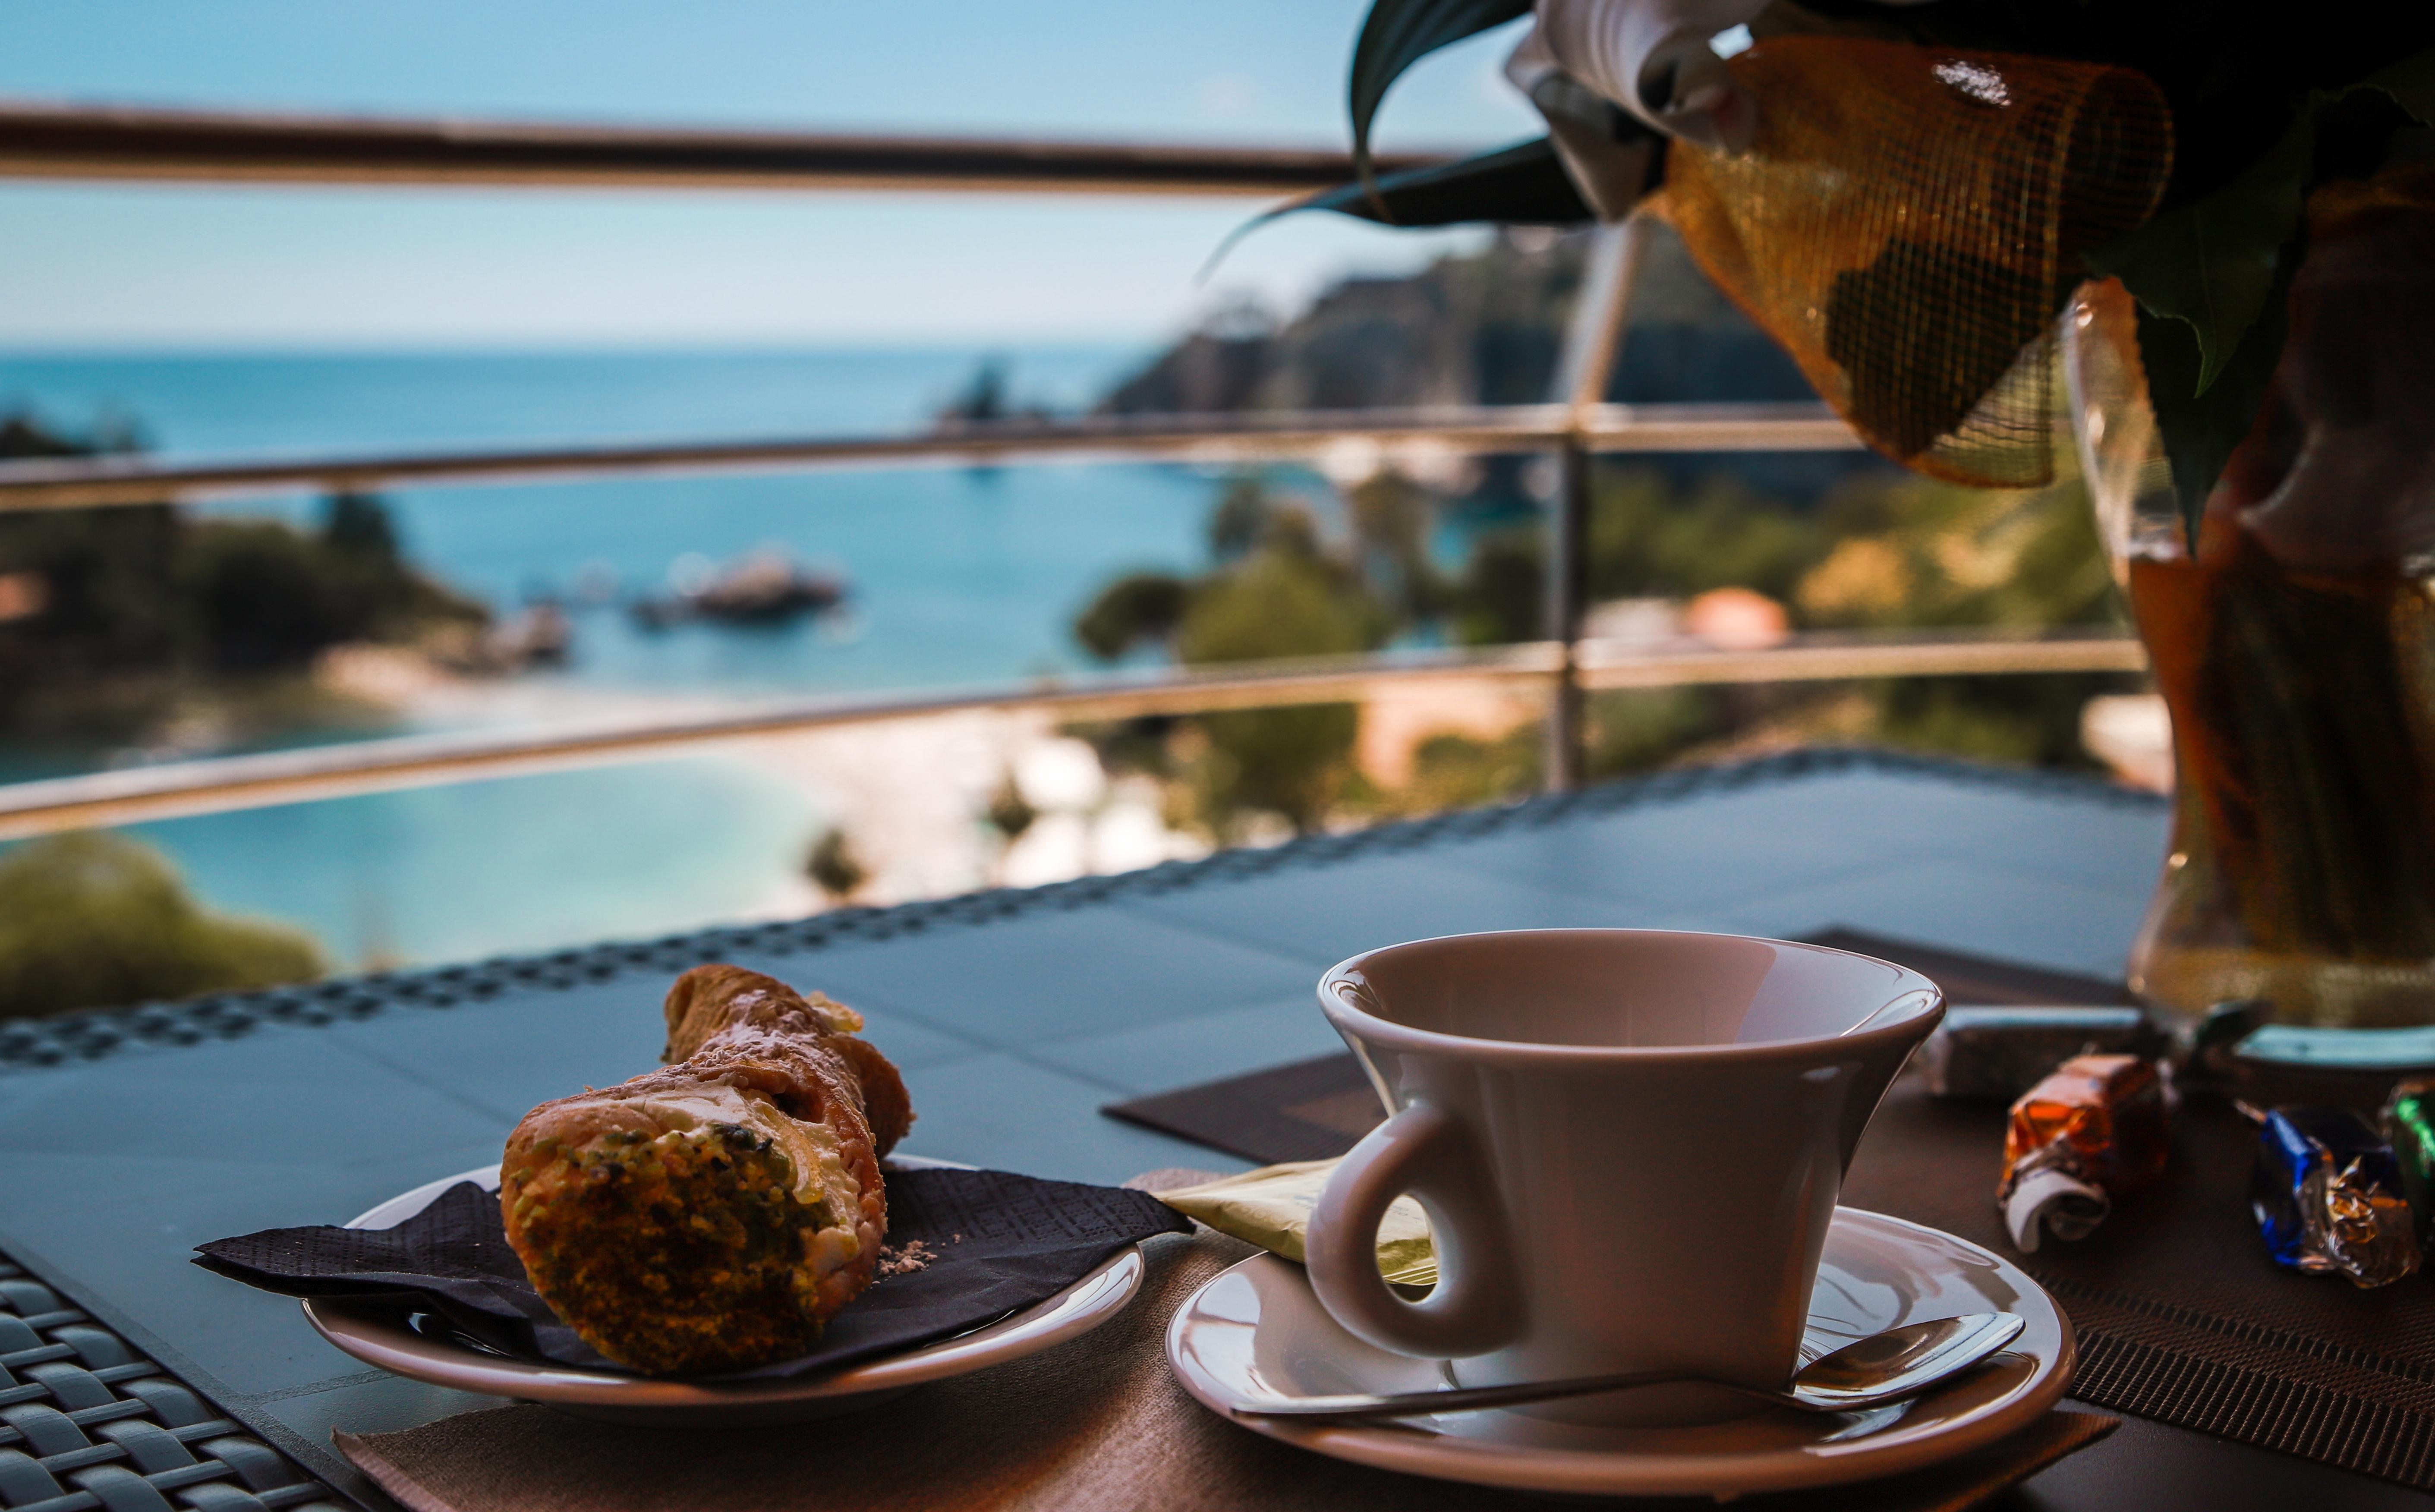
[1317,928,1944,1062]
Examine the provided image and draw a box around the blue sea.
[0,347,1242,967]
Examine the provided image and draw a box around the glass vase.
[2063,241,2435,1027]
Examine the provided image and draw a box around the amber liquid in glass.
[2126,521,2435,1025]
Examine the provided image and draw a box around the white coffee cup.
[1304,929,1943,1426]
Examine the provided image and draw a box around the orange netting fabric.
[1656,36,2173,488]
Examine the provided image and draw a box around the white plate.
[303,1158,1146,1425]
[1166,1207,2073,1499]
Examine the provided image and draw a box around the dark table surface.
[3,749,2428,1509]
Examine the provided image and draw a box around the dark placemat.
[1800,928,2138,1007]
[197,1166,1191,1380]
[1101,932,2435,1491]
[1100,929,2126,1162]
[1106,1052,1383,1165]
[1847,1079,2435,1488]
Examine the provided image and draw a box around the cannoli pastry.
[501,964,914,1373]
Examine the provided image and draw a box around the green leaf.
[2085,126,2308,397]
[1349,0,1533,211]
[2366,44,2435,123]
[2090,42,2435,528]
[1293,138,1595,227]
[2136,273,2287,544]
[1201,139,1592,280]
[2089,46,2435,398]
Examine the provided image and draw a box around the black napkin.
[195,1166,1192,1380]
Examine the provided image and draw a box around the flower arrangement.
[1315,0,2435,536]
[1301,2,2435,1026]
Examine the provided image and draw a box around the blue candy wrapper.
[2249,1105,2421,1288]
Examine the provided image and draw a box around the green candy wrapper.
[2380,1080,2435,1252]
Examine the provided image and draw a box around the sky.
[0,2,1544,349]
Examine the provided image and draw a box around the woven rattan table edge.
[0,1230,373,1512]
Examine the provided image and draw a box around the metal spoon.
[1226,1311,2024,1423]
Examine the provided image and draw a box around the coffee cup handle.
[1306,1102,1522,1358]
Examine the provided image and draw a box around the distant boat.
[628,549,851,630]
[492,602,573,665]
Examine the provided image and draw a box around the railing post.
[1544,437,1593,790]
[1542,217,1647,792]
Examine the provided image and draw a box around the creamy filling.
[625,1084,863,1272]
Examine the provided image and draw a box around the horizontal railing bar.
[0,645,1564,838]
[1577,630,2149,688]
[0,630,2141,838]
[0,404,1861,510]
[0,99,1440,195]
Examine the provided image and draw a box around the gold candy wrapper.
[1153,1159,1436,1286]
[1997,1053,2172,1253]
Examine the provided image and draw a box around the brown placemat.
[1100,931,2435,1491]
[339,1225,2115,1512]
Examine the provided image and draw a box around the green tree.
[0,832,326,1021]
[1207,476,1273,562]
[1449,527,1545,646]
[0,413,486,736]
[176,497,486,673]
[1445,467,1832,647]
[1345,469,1446,619]
[1072,572,1191,661]
[1394,727,1543,815]
[1796,473,2131,766]
[805,827,868,902]
[1175,550,1379,831]
[179,521,368,671]
[1589,468,1826,605]
[322,491,402,564]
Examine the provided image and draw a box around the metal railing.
[0,403,1861,512]
[0,99,1443,194]
[0,101,2144,837]
[0,631,2145,840]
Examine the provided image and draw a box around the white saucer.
[1166,1207,2073,1498]
[303,1158,1146,1426]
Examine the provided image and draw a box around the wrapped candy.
[1922,1006,2162,1101]
[2251,1105,2420,1288]
[1997,1053,2172,1252]
[2381,1080,2435,1251]
[1152,1160,1437,1287]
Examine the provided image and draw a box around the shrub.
[1175,550,1376,832]
[1072,572,1191,661]
[805,828,869,902]
[0,832,326,1021]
